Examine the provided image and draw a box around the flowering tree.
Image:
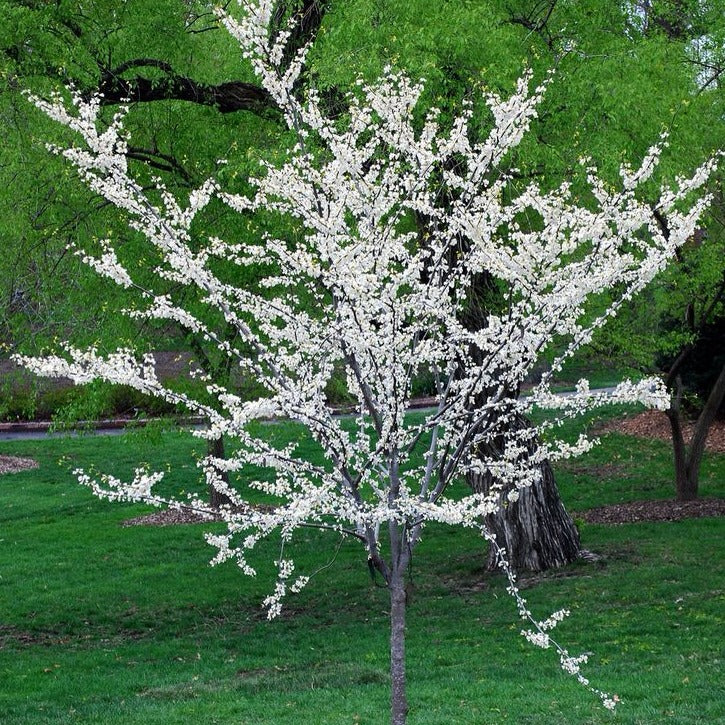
[16,2,719,723]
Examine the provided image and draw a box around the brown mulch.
[581,497,725,524]
[0,455,38,475]
[121,503,277,528]
[130,498,724,527]
[122,508,218,527]
[581,410,725,523]
[598,409,725,453]
[129,498,725,529]
[126,410,724,527]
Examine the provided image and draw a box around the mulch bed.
[583,410,725,523]
[580,497,725,524]
[129,495,724,528]
[0,455,38,475]
[121,503,277,527]
[598,409,725,453]
[122,508,218,527]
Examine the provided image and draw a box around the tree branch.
[97,63,279,116]
[125,146,193,183]
[508,0,560,49]
[93,2,331,116]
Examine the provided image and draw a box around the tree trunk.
[666,363,725,501]
[208,434,234,509]
[414,152,582,575]
[468,412,582,573]
[389,569,408,725]
[186,334,238,508]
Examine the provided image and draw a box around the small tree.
[591,208,725,501]
[17,2,719,722]
[656,211,725,500]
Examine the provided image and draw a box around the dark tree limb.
[93,2,330,117]
[508,0,558,33]
[507,0,560,50]
[97,61,278,117]
[184,1,233,35]
[126,146,193,184]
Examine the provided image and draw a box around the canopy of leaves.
[2,0,723,405]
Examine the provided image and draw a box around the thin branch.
[126,146,193,183]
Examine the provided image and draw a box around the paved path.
[0,417,203,441]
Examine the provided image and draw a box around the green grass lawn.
[1,413,723,724]
[547,361,645,391]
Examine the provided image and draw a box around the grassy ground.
[0,412,723,724]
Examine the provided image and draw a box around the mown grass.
[549,361,645,391]
[1,410,723,724]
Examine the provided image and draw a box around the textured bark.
[666,363,725,501]
[468,412,582,573]
[208,434,234,509]
[389,571,408,725]
[97,66,277,116]
[450,246,582,572]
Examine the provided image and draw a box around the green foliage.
[591,214,725,403]
[2,0,723,419]
[50,381,180,427]
[0,0,282,356]
[0,379,179,424]
[311,0,721,181]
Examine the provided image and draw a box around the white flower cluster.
[17,0,720,713]
[75,467,166,506]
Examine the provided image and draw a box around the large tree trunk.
[414,150,582,575]
[468,412,582,573]
[666,363,725,501]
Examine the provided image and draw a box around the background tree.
[3,0,581,572]
[306,0,725,560]
[1,1,312,485]
[1,0,284,361]
[7,0,722,366]
[636,0,724,501]
[577,0,724,500]
[595,200,725,500]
